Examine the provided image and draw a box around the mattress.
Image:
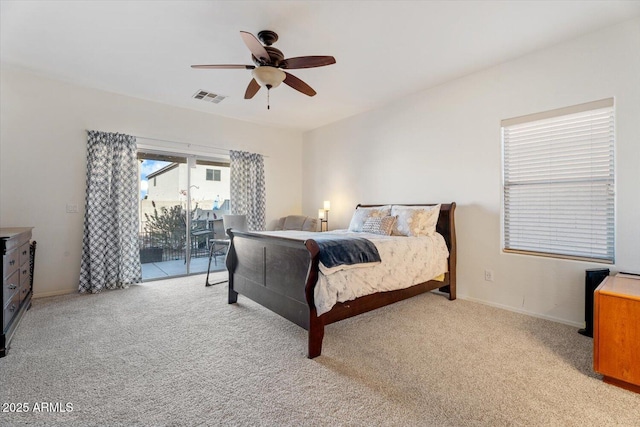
[259,230,450,316]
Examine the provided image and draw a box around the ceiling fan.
[191,30,336,108]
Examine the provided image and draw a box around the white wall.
[0,67,303,297]
[147,165,181,201]
[302,19,640,326]
[186,165,231,205]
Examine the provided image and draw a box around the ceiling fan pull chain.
[267,88,270,110]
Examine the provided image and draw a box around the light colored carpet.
[1,273,638,426]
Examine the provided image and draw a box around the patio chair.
[205,214,247,287]
[208,219,228,266]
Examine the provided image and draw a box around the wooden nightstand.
[593,274,640,393]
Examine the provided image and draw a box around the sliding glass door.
[137,151,230,281]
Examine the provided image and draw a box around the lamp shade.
[318,209,325,220]
[251,66,286,89]
[323,200,331,211]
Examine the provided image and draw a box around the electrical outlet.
[484,269,494,282]
[66,204,79,213]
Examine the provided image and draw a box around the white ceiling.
[2,1,639,131]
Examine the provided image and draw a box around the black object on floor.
[578,268,609,338]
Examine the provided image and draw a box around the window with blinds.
[501,98,615,263]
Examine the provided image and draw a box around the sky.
[139,159,171,199]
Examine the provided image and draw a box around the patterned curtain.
[229,150,266,231]
[79,131,142,293]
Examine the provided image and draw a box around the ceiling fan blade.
[281,56,336,69]
[191,64,255,69]
[244,78,261,99]
[283,72,317,97]
[240,31,270,64]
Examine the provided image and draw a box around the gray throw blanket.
[312,234,381,268]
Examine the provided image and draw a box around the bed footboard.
[226,231,320,333]
[226,231,326,357]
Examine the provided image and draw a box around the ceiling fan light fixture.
[252,66,286,89]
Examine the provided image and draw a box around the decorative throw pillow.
[362,215,397,236]
[391,204,441,237]
[348,205,392,232]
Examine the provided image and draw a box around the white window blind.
[501,98,615,263]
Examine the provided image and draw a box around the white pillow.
[348,205,391,232]
[391,204,441,237]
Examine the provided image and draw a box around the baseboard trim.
[457,294,583,328]
[31,287,582,328]
[33,289,77,299]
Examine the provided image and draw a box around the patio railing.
[138,230,210,263]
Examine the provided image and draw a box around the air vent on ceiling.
[192,90,227,104]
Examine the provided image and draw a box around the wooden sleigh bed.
[226,203,456,358]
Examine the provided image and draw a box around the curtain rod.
[133,134,230,153]
[84,130,268,157]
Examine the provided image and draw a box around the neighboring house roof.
[146,162,179,179]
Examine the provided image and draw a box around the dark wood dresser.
[1,227,35,357]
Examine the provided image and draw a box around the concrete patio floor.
[141,255,226,281]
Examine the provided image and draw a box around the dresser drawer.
[20,262,30,286]
[19,265,31,305]
[2,229,30,252]
[3,248,19,280]
[19,282,31,305]
[18,242,30,267]
[3,269,20,307]
[3,292,20,332]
